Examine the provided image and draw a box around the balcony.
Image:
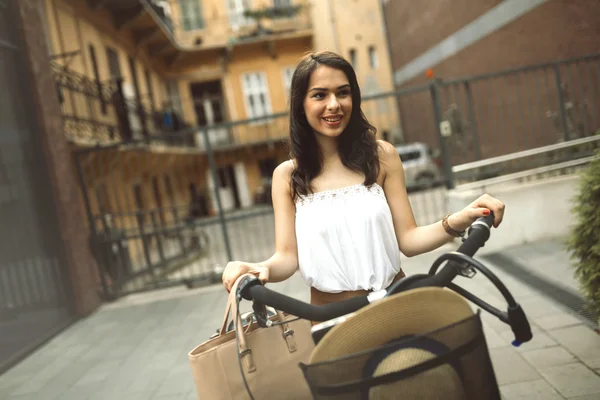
[52,61,194,147]
[51,59,290,151]
[229,3,313,47]
[52,58,402,156]
[85,0,183,65]
[163,2,312,54]
[84,1,312,68]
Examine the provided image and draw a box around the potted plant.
[566,147,600,322]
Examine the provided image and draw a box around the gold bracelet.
[442,214,465,238]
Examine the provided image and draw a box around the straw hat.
[307,287,480,399]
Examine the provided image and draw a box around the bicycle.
[218,213,533,399]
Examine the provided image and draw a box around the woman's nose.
[326,94,340,110]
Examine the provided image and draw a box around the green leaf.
[568,149,600,317]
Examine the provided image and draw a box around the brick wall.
[14,0,102,316]
[385,0,501,69]
[384,0,600,163]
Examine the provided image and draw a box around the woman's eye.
[312,93,324,99]
[338,90,351,96]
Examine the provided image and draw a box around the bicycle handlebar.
[239,212,533,346]
[386,214,494,293]
[245,284,369,321]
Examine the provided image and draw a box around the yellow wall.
[164,0,399,143]
[45,0,399,144]
[168,0,312,49]
[310,0,402,142]
[168,0,229,49]
[169,50,223,125]
[244,160,262,200]
[227,39,310,118]
[44,0,168,114]
[169,37,310,145]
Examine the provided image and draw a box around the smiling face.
[303,65,353,139]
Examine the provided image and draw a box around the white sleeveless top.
[294,182,402,293]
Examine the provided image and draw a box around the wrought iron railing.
[51,61,121,144]
[52,62,181,146]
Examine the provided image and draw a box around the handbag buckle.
[283,328,294,338]
[239,348,252,357]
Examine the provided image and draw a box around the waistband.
[309,269,406,308]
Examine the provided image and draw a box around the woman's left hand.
[448,193,506,232]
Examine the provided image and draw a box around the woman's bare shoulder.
[377,139,401,176]
[377,139,398,160]
[273,159,295,184]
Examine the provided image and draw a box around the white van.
[396,142,443,190]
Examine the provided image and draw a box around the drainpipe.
[327,0,340,53]
[379,0,403,144]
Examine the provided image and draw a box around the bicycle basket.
[300,289,500,400]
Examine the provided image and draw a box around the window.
[273,0,292,8]
[88,44,107,115]
[151,177,166,225]
[259,158,277,178]
[144,68,156,111]
[178,0,205,31]
[163,175,176,205]
[349,48,357,69]
[94,184,111,215]
[241,72,272,119]
[398,150,421,162]
[368,46,378,69]
[228,0,251,30]
[128,57,142,104]
[132,183,145,227]
[282,66,294,101]
[105,47,122,79]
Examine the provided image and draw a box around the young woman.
[222,51,505,308]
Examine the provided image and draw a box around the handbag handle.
[219,274,295,337]
[218,273,255,336]
[218,274,300,373]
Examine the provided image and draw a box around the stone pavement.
[1,237,599,399]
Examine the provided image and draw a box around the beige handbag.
[188,274,315,399]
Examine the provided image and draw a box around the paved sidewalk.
[1,238,599,399]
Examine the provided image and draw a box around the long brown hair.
[288,51,380,200]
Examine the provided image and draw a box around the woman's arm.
[378,141,505,257]
[257,160,299,282]
[222,160,298,291]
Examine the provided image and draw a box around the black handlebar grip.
[455,212,495,258]
[507,303,533,346]
[477,212,495,229]
[238,275,262,301]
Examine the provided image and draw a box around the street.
[1,238,599,399]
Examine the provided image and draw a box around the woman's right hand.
[222,261,270,293]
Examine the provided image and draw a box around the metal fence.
[75,128,448,298]
[399,53,600,185]
[72,52,600,298]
